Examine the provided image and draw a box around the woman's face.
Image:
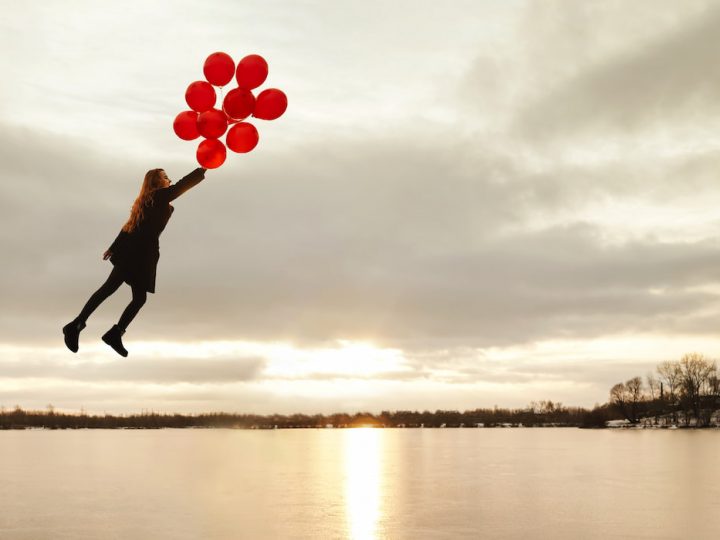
[158,170,171,188]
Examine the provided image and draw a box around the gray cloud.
[0,355,265,384]
[514,2,720,138]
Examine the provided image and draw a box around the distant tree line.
[1,401,593,430]
[607,352,720,427]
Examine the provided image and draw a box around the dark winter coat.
[108,168,206,293]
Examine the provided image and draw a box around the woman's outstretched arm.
[162,167,207,202]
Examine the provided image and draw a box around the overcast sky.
[2,0,720,415]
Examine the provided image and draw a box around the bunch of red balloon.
[172,52,288,169]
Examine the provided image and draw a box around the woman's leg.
[117,283,147,331]
[102,281,146,357]
[76,266,126,324]
[64,266,125,353]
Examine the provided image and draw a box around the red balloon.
[253,88,288,120]
[203,52,235,87]
[235,54,268,90]
[185,81,216,112]
[197,139,226,169]
[197,108,228,139]
[173,111,200,141]
[226,122,259,153]
[223,88,255,120]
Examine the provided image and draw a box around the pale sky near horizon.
[2,0,720,415]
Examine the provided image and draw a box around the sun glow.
[119,338,410,380]
[344,428,383,539]
[263,340,408,379]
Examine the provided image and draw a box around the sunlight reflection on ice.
[344,428,382,540]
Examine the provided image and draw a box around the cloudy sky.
[2,0,720,414]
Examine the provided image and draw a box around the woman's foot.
[62,319,86,353]
[102,325,128,357]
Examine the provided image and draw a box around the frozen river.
[1,428,719,539]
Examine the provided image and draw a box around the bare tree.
[678,353,716,426]
[646,373,659,400]
[645,373,661,423]
[709,373,720,399]
[626,376,644,423]
[610,381,641,423]
[657,360,682,423]
[610,383,628,421]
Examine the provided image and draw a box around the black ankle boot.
[62,319,86,353]
[102,325,128,357]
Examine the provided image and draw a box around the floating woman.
[63,167,207,356]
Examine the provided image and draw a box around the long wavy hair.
[122,169,166,233]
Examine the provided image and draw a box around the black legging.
[77,266,147,330]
